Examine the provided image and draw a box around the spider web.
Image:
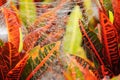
[12,0,97,26]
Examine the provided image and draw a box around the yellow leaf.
[109,10,114,23]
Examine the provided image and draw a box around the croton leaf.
[80,20,115,78]
[0,54,9,80]
[0,42,21,80]
[19,0,36,27]
[68,55,98,80]
[79,21,114,79]
[63,5,82,54]
[21,41,60,80]
[112,0,120,45]
[5,41,60,80]
[99,9,120,75]
[63,63,84,80]
[0,39,4,46]
[10,2,23,53]
[79,21,104,66]
[18,28,23,53]
[1,42,20,69]
[3,8,22,52]
[109,10,114,23]
[0,0,6,6]
[103,0,113,13]
[111,0,120,33]
[5,54,29,80]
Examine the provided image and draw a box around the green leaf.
[63,5,82,54]
[103,0,113,13]
[74,66,84,80]
[0,39,4,46]
[19,0,36,27]
[20,41,60,80]
[65,64,85,80]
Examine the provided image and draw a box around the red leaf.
[1,43,21,69]
[0,0,6,6]
[3,8,21,52]
[100,65,114,78]
[112,0,120,33]
[6,54,29,80]
[0,42,20,80]
[99,9,120,75]
[0,54,9,80]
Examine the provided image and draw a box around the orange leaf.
[3,8,21,52]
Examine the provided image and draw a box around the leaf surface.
[112,0,120,33]
[63,5,82,54]
[0,0,6,6]
[22,41,60,80]
[19,0,36,26]
[0,54,9,80]
[5,54,29,80]
[0,42,21,80]
[3,8,21,52]
[79,21,104,65]
[99,10,120,75]
[109,10,114,23]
